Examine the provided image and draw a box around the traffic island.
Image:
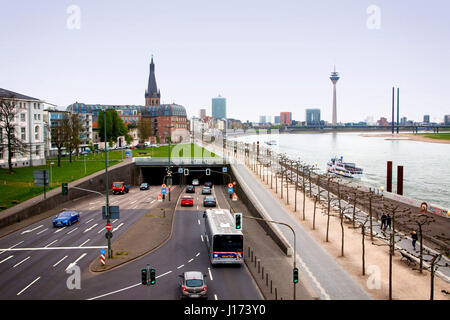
[89,187,182,272]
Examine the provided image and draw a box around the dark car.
[203,196,216,207]
[53,211,80,227]
[201,186,211,195]
[179,271,207,299]
[140,183,150,190]
[186,185,195,193]
[204,182,213,188]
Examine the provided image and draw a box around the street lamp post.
[104,109,112,259]
[50,162,54,188]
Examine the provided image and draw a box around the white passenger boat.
[327,156,363,178]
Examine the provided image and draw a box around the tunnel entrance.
[139,165,231,186]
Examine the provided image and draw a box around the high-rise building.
[445,115,450,125]
[305,109,321,126]
[280,112,292,125]
[400,117,408,125]
[330,65,340,126]
[212,96,226,119]
[423,115,430,123]
[274,116,280,124]
[259,115,266,124]
[199,109,206,119]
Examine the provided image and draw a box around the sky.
[1,0,449,123]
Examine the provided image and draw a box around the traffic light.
[234,213,242,230]
[62,183,68,195]
[149,268,156,285]
[141,268,148,285]
[293,267,299,284]
[206,168,211,176]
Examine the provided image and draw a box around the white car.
[192,179,199,186]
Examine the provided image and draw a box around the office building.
[445,115,450,125]
[305,109,321,126]
[212,96,226,119]
[199,109,206,119]
[423,115,430,123]
[280,112,292,125]
[274,116,280,124]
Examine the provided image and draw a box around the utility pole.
[104,109,112,259]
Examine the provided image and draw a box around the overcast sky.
[1,0,449,123]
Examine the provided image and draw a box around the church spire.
[145,55,160,106]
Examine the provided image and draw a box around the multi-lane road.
[0,183,262,300]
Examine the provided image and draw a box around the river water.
[232,131,450,209]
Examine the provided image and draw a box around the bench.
[400,251,416,266]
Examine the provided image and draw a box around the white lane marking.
[214,294,218,300]
[53,255,68,267]
[45,240,58,248]
[112,223,123,232]
[188,258,193,263]
[17,277,40,296]
[0,241,24,255]
[208,267,213,281]
[112,219,119,224]
[21,225,43,234]
[130,200,137,205]
[85,219,94,224]
[177,264,184,269]
[131,205,138,209]
[67,227,78,234]
[84,223,98,233]
[65,253,87,271]
[0,246,106,252]
[0,255,13,264]
[88,270,173,300]
[79,239,90,247]
[13,256,30,268]
[150,200,155,204]
[36,228,48,235]
[197,219,200,225]
[200,235,204,242]
[54,226,67,233]
[196,252,200,257]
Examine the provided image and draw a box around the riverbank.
[360,133,450,144]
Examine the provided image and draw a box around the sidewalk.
[201,140,450,300]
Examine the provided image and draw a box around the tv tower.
[330,65,340,126]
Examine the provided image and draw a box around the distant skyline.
[1,0,449,123]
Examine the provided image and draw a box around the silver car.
[179,271,207,299]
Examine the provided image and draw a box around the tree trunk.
[362,225,366,275]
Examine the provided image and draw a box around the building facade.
[280,112,292,125]
[0,88,46,168]
[306,109,321,126]
[212,96,226,119]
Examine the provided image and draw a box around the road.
[0,183,262,300]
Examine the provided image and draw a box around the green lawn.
[0,158,120,210]
[419,132,450,141]
[0,144,216,211]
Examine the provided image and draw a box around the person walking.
[386,214,392,231]
[411,231,418,250]
[381,213,387,231]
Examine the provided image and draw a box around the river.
[232,131,450,210]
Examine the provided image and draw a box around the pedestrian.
[411,231,418,250]
[386,214,392,231]
[381,213,387,230]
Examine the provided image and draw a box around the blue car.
[53,211,80,227]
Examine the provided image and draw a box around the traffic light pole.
[240,214,297,300]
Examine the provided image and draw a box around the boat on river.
[265,140,277,146]
[327,156,363,178]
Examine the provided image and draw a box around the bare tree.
[0,96,28,174]
[50,112,70,167]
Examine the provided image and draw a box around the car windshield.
[141,183,147,186]
[183,197,192,200]
[205,197,215,201]
[186,279,203,287]
[113,183,123,187]
[58,212,72,217]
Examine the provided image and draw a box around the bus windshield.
[213,235,243,252]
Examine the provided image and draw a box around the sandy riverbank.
[360,133,450,144]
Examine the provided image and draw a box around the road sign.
[100,249,106,255]
[161,184,167,188]
[228,187,234,194]
[222,167,227,173]
[102,206,120,219]
[232,193,238,201]
[228,183,233,188]
[105,231,113,239]
[33,170,49,186]
[157,194,163,202]
[105,223,112,231]
[178,168,183,174]
[100,252,106,266]
[161,188,167,194]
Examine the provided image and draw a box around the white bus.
[203,209,244,265]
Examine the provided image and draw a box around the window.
[35,145,40,156]
[21,127,26,140]
[35,126,40,140]
[20,113,25,122]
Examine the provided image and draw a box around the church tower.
[145,56,161,106]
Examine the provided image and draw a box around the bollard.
[266,273,269,287]
[275,288,278,300]
[270,280,273,293]
[261,266,264,279]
